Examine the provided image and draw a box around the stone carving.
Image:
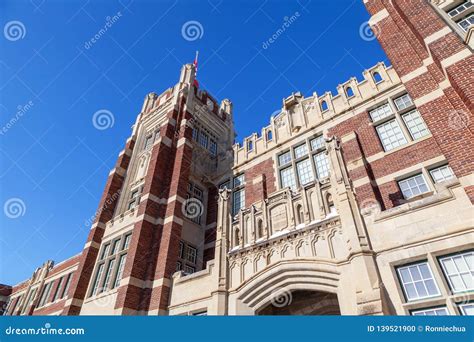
[269,204,288,233]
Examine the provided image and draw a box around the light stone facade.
[3,0,473,316]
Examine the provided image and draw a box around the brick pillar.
[148,112,194,315]
[113,113,178,314]
[62,138,135,315]
[365,0,474,204]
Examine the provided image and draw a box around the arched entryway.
[256,290,340,315]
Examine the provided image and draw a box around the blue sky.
[0,0,388,285]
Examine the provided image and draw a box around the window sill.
[373,178,459,222]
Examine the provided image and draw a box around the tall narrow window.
[100,259,116,293]
[91,264,105,296]
[296,158,314,185]
[232,174,245,216]
[113,254,127,289]
[209,139,217,156]
[52,277,64,302]
[38,282,53,307]
[313,152,330,179]
[199,130,209,148]
[232,189,245,215]
[61,273,72,299]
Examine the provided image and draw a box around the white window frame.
[369,103,393,122]
[90,233,131,297]
[375,119,408,152]
[457,12,474,31]
[448,0,473,18]
[439,251,474,293]
[280,166,297,190]
[459,303,474,316]
[398,173,430,199]
[401,110,430,140]
[393,93,413,111]
[232,188,245,215]
[397,262,441,302]
[429,165,455,183]
[411,307,449,316]
[372,94,430,152]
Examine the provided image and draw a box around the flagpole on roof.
[193,51,199,88]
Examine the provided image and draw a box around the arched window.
[320,100,328,112]
[257,220,263,239]
[346,87,354,98]
[247,140,253,151]
[267,130,273,141]
[373,72,383,83]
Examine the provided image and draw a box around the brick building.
[2,0,473,316]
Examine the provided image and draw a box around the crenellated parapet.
[233,62,400,165]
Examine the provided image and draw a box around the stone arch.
[233,260,341,314]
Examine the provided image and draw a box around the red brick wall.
[365,0,474,204]
[244,158,277,206]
